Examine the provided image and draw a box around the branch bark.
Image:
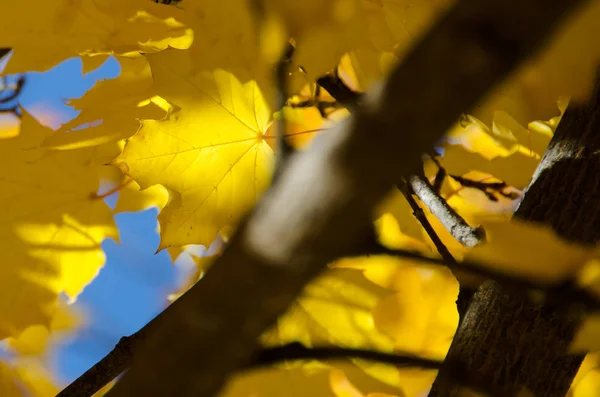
[430,71,600,397]
[408,175,485,249]
[105,1,587,396]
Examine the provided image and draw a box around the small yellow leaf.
[466,220,593,283]
[571,315,600,353]
[0,359,58,397]
[571,354,600,397]
[114,178,168,214]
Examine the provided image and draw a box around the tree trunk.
[430,78,600,397]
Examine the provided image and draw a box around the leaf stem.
[92,178,134,200]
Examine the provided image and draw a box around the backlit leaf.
[114,49,276,248]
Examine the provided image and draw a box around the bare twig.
[450,174,520,201]
[316,70,363,109]
[399,180,457,264]
[399,178,478,321]
[251,342,442,369]
[408,175,485,249]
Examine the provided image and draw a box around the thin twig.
[399,179,477,321]
[408,175,485,249]
[251,343,502,397]
[251,342,442,369]
[316,70,363,109]
[399,179,457,264]
[450,174,520,202]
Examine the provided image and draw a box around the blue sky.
[13,55,196,387]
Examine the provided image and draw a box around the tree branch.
[316,71,363,109]
[103,0,587,395]
[449,174,520,201]
[251,342,441,369]
[408,175,485,249]
[399,180,457,263]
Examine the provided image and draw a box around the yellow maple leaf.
[262,268,395,351]
[114,178,169,214]
[221,365,342,397]
[479,0,600,126]
[440,143,540,190]
[569,354,600,397]
[376,189,428,245]
[328,257,457,395]
[0,0,192,73]
[466,220,593,283]
[345,0,453,90]
[372,266,458,396]
[257,267,409,392]
[330,369,404,397]
[7,300,83,356]
[260,0,452,91]
[0,359,58,397]
[571,315,600,353]
[114,49,278,248]
[42,57,167,150]
[153,0,273,102]
[0,112,117,338]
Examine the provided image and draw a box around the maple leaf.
[569,354,600,397]
[0,359,58,397]
[466,219,593,283]
[258,267,416,394]
[260,0,452,90]
[7,300,82,356]
[262,268,395,351]
[0,112,117,338]
[114,49,277,248]
[0,0,192,73]
[333,257,458,395]
[42,56,167,150]
[114,178,169,215]
[329,369,404,397]
[150,0,273,101]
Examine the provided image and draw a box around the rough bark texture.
[430,76,600,397]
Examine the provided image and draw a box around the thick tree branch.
[105,1,586,396]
